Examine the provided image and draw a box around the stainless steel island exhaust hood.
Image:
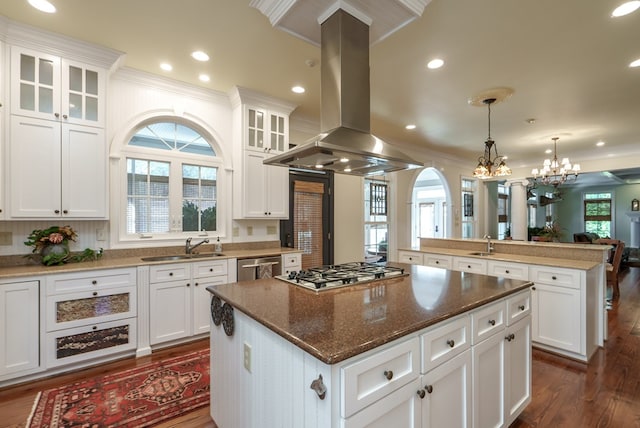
[264,9,423,176]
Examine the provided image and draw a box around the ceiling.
[1,0,640,183]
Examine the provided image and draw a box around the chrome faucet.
[185,237,209,254]
[483,234,494,254]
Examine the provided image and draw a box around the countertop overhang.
[207,263,532,364]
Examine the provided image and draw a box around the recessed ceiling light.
[405,124,416,130]
[339,157,349,163]
[28,0,56,13]
[198,74,210,82]
[427,58,444,69]
[344,167,352,173]
[612,1,640,17]
[160,63,173,72]
[191,51,210,62]
[596,141,606,146]
[545,149,552,154]
[630,58,640,67]
[291,86,305,94]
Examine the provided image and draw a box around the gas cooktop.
[275,262,408,292]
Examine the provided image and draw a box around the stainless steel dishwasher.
[237,256,281,281]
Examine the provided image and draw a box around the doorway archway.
[410,168,450,247]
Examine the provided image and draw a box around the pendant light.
[531,137,580,187]
[473,98,512,179]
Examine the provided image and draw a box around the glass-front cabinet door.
[246,107,265,151]
[11,47,61,121]
[62,58,104,126]
[269,113,287,153]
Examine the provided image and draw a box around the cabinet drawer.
[506,290,531,326]
[398,251,423,265]
[487,260,528,280]
[45,318,137,367]
[453,257,487,274]
[47,268,136,295]
[283,253,301,267]
[424,254,452,269]
[192,259,227,278]
[529,266,581,289]
[341,337,420,418]
[421,315,471,373]
[471,300,506,344]
[46,286,136,332]
[149,263,190,283]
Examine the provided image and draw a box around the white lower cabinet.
[0,279,41,380]
[398,251,424,265]
[150,259,229,345]
[472,291,532,428]
[420,349,472,428]
[44,268,137,368]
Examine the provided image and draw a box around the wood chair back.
[596,238,625,299]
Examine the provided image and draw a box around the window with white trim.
[122,121,222,238]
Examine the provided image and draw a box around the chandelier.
[472,98,512,179]
[530,137,580,187]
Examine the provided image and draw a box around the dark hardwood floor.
[1,269,639,428]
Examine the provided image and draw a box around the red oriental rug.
[27,349,210,428]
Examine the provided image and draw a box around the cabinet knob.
[532,286,536,291]
[552,276,557,280]
[435,260,439,264]
[383,370,393,380]
[186,283,190,287]
[209,268,213,272]
[467,265,471,269]
[505,333,515,342]
[518,305,525,311]
[92,326,97,330]
[417,389,426,399]
[54,112,60,118]
[488,319,496,326]
[54,209,60,214]
[92,291,98,296]
[63,210,68,214]
[425,385,433,394]
[505,270,510,274]
[195,282,199,286]
[169,272,173,276]
[92,280,97,285]
[447,339,455,348]
[63,114,68,119]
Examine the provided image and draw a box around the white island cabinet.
[210,286,531,428]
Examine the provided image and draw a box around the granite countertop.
[0,247,302,279]
[207,263,532,365]
[409,248,603,270]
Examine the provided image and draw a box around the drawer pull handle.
[505,333,515,342]
[447,339,455,348]
[92,280,97,285]
[488,319,496,326]
[518,305,525,311]
[417,389,426,399]
[425,385,433,394]
[384,370,394,380]
[92,291,98,296]
[310,374,327,400]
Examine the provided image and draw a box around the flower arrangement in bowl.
[24,226,103,266]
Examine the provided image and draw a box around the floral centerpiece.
[24,226,102,266]
[541,220,564,242]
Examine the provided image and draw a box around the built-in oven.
[237,256,281,282]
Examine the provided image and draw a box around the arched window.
[122,120,222,237]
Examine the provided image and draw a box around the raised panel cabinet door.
[243,151,268,217]
[10,115,62,217]
[531,283,581,353]
[192,276,227,335]
[472,328,506,428]
[0,281,39,377]
[421,349,472,428]
[342,378,421,428]
[149,280,191,345]
[265,162,289,218]
[505,316,532,426]
[61,124,106,218]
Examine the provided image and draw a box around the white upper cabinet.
[11,47,106,127]
[230,87,296,219]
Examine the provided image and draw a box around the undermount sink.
[141,253,224,262]
[468,251,494,257]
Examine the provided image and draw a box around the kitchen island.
[207,263,533,427]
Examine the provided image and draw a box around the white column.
[626,212,640,248]
[505,179,530,241]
